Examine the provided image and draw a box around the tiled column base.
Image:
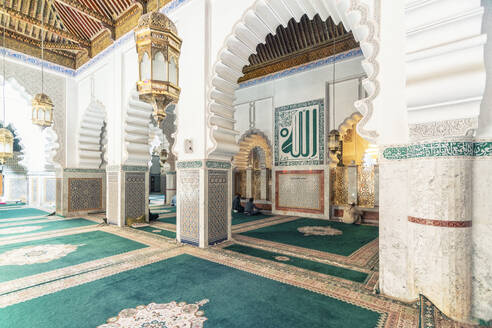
[56,169,106,217]
[106,165,149,227]
[176,160,231,248]
[165,172,176,205]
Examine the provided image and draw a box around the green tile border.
[382,141,492,160]
[177,161,203,169]
[206,161,232,169]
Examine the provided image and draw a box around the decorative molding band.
[177,161,203,169]
[408,118,478,142]
[1,49,76,77]
[239,49,363,89]
[64,168,105,173]
[164,171,177,175]
[408,216,472,228]
[382,141,492,160]
[205,161,232,169]
[105,165,148,172]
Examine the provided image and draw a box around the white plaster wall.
[235,56,365,139]
[478,0,492,137]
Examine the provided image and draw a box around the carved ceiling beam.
[54,0,113,26]
[0,6,91,47]
[53,0,116,40]
[134,0,148,14]
[44,41,84,51]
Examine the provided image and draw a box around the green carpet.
[0,218,96,239]
[151,207,176,214]
[232,212,272,225]
[0,208,50,220]
[240,218,378,256]
[157,216,176,224]
[0,254,381,327]
[136,226,176,239]
[224,244,368,283]
[0,230,147,283]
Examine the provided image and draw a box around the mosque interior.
[0,0,491,327]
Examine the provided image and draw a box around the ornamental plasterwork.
[409,118,478,141]
[382,141,492,160]
[177,161,202,169]
[0,244,80,266]
[206,161,232,169]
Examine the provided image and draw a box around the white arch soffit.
[207,0,380,159]
[123,90,153,166]
[77,98,106,168]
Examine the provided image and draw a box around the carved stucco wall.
[0,60,66,167]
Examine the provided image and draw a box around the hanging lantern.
[328,129,341,152]
[32,93,54,127]
[134,11,182,124]
[0,128,13,164]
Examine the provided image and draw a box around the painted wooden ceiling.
[0,0,164,69]
[240,14,359,82]
[0,2,358,76]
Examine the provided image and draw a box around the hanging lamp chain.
[332,22,336,128]
[41,0,45,95]
[2,0,6,123]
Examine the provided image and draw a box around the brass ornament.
[32,93,54,127]
[134,11,182,124]
[0,127,13,165]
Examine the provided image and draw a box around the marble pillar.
[246,168,253,199]
[106,165,149,227]
[56,168,106,216]
[165,171,176,205]
[380,138,485,323]
[260,168,268,201]
[176,160,231,248]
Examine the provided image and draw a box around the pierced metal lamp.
[0,128,13,165]
[328,129,340,152]
[32,93,54,127]
[32,3,54,128]
[134,3,182,124]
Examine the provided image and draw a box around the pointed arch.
[207,0,380,159]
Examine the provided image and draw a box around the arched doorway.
[233,131,273,205]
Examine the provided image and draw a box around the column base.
[106,165,149,227]
[56,168,106,217]
[176,160,232,248]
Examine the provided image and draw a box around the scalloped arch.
[77,98,107,169]
[207,0,380,159]
[233,130,273,169]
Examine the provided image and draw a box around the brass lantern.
[0,127,13,164]
[32,93,54,127]
[135,11,182,124]
[328,129,341,152]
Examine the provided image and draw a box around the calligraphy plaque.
[275,170,324,214]
[275,99,324,166]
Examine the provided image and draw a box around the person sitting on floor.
[171,195,177,207]
[342,202,363,225]
[244,197,260,216]
[232,193,244,213]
